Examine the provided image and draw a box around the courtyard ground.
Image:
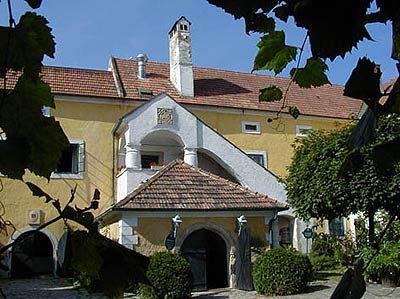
[0,276,398,298]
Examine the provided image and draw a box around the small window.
[246,151,268,168]
[242,121,261,134]
[141,153,163,169]
[180,24,184,30]
[329,217,345,237]
[183,24,188,30]
[52,141,85,179]
[296,125,312,137]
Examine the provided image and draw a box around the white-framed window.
[329,217,345,237]
[246,150,268,168]
[296,125,313,137]
[242,121,261,134]
[51,140,85,179]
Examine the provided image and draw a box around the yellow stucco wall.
[192,111,341,177]
[0,97,344,248]
[134,216,269,256]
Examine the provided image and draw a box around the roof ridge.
[43,65,112,73]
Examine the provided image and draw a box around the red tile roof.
[5,66,118,98]
[5,58,363,119]
[115,160,288,211]
[113,59,363,119]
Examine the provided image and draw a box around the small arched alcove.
[140,130,184,168]
[180,229,228,290]
[197,149,239,183]
[10,231,54,278]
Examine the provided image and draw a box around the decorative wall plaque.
[157,108,173,125]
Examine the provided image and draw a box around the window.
[52,141,85,179]
[246,151,268,168]
[329,217,345,237]
[242,121,261,134]
[296,125,312,137]
[141,152,163,169]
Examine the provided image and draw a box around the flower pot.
[381,275,398,288]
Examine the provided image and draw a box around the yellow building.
[0,17,362,288]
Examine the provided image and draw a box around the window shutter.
[78,141,85,174]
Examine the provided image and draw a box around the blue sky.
[1,0,397,84]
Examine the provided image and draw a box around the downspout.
[268,209,279,249]
[111,118,123,204]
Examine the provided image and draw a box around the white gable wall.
[116,94,287,204]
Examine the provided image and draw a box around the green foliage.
[362,241,400,280]
[253,247,312,296]
[0,10,69,180]
[310,234,356,271]
[146,251,192,299]
[253,31,297,75]
[259,85,282,102]
[344,57,382,103]
[291,58,330,88]
[285,114,400,220]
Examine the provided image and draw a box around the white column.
[184,147,198,167]
[125,143,141,169]
[118,216,138,250]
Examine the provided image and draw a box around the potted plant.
[364,241,400,287]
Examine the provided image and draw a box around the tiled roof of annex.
[115,160,288,211]
[5,58,363,119]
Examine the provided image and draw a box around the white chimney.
[169,17,194,97]
[136,53,148,79]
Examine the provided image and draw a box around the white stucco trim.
[8,227,58,276]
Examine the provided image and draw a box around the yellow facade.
[0,98,343,249]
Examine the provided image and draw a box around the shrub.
[310,233,355,271]
[253,247,313,296]
[362,241,400,283]
[145,251,192,299]
[310,255,338,271]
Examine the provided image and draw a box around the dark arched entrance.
[180,229,228,290]
[11,231,54,278]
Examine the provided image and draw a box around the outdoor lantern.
[172,215,182,237]
[237,215,247,235]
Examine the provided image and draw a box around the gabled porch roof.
[115,160,288,211]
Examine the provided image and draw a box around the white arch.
[176,222,236,288]
[8,227,58,276]
[140,128,186,147]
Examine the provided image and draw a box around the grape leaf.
[290,58,330,88]
[259,85,283,102]
[24,0,42,9]
[207,0,278,20]
[0,13,55,78]
[293,0,372,60]
[0,75,69,180]
[253,31,297,74]
[344,57,382,102]
[274,4,291,22]
[246,14,275,34]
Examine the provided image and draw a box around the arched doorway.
[180,229,228,290]
[11,231,54,278]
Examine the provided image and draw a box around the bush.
[310,233,355,271]
[309,255,338,271]
[362,241,400,284]
[145,251,192,299]
[253,247,313,296]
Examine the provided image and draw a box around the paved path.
[0,277,398,298]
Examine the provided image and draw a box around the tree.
[0,2,149,297]
[284,114,400,243]
[207,0,400,167]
